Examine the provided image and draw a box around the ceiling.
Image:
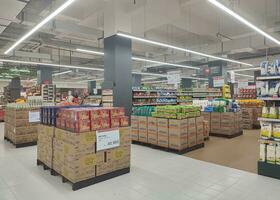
[0,0,280,83]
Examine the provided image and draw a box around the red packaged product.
[111,117,120,128]
[69,109,90,121]
[91,119,103,131]
[110,107,125,118]
[91,108,111,120]
[67,119,91,133]
[100,118,111,129]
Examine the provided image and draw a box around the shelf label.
[29,111,40,123]
[96,128,120,151]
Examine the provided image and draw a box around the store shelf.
[256,76,280,81]
[258,117,280,122]
[133,103,177,106]
[133,96,177,99]
[257,97,280,101]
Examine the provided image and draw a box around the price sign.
[96,128,120,151]
[29,111,40,123]
[213,76,224,87]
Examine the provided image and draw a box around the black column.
[181,78,192,88]
[103,35,132,116]
[37,66,53,84]
[132,74,141,87]
[88,81,97,95]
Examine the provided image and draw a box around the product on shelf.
[238,87,257,99]
[237,99,264,107]
[102,89,113,107]
[132,106,156,117]
[222,85,231,99]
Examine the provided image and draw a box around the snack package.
[260,61,269,76]
[266,144,276,164]
[260,122,272,138]
[273,124,280,139]
[262,107,269,118]
[269,106,278,119]
[259,143,266,162]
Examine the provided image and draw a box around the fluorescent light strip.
[182,76,208,81]
[235,73,254,78]
[143,80,168,84]
[79,78,104,83]
[231,67,260,72]
[4,0,76,54]
[76,48,105,56]
[141,77,160,81]
[132,57,199,70]
[52,70,72,77]
[208,0,280,46]
[76,48,199,70]
[133,72,167,77]
[117,33,252,67]
[0,59,167,78]
[0,59,104,71]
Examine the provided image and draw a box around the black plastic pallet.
[204,137,210,141]
[210,131,243,139]
[258,161,280,180]
[37,159,130,191]
[4,136,37,148]
[132,141,204,155]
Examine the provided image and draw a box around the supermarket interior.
[1,0,280,200]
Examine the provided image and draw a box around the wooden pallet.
[132,141,204,155]
[37,160,130,191]
[4,136,37,148]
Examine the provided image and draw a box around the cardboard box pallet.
[4,108,40,145]
[37,125,131,184]
[131,116,205,151]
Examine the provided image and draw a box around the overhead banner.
[212,76,225,88]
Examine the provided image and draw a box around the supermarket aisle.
[1,123,280,200]
[186,130,260,173]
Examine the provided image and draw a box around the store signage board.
[238,81,249,88]
[96,128,120,151]
[213,76,224,87]
[29,111,40,123]
[167,71,181,85]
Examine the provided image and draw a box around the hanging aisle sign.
[213,76,225,87]
[96,128,120,151]
[167,71,181,85]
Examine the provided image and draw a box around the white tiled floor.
[1,122,280,200]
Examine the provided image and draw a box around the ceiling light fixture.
[132,57,200,70]
[231,67,260,72]
[117,33,253,66]
[52,70,72,77]
[0,59,167,78]
[0,59,104,71]
[76,48,105,56]
[208,0,280,46]
[181,76,209,81]
[4,0,76,55]
[76,48,199,70]
[235,73,254,78]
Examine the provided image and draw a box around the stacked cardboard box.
[209,112,242,136]
[4,108,40,145]
[203,120,210,139]
[138,116,148,143]
[131,116,139,141]
[240,107,261,129]
[148,117,158,145]
[37,125,54,168]
[37,106,131,187]
[131,116,204,151]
